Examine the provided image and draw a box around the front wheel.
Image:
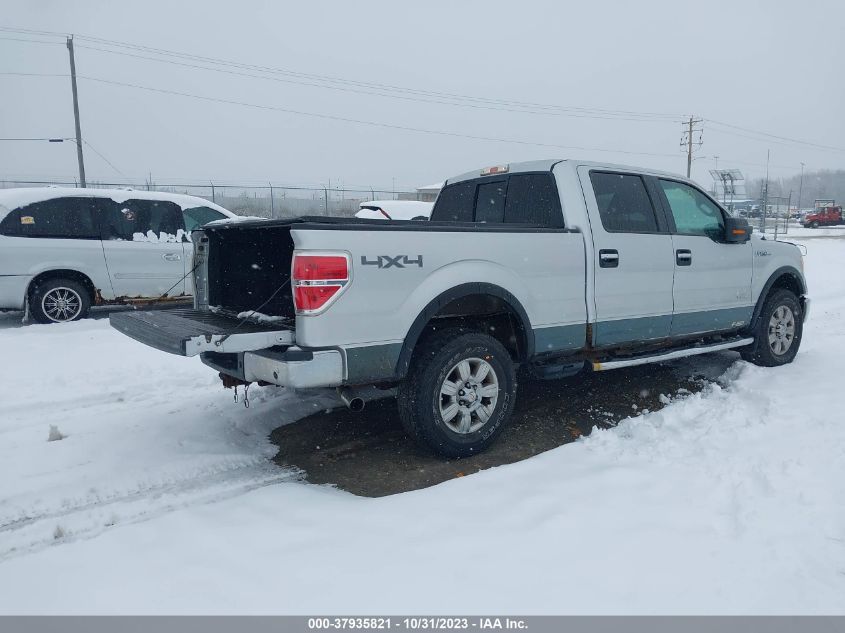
[397,329,517,458]
[810,221,820,228]
[741,289,802,367]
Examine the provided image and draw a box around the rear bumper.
[202,347,344,389]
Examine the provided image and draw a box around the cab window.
[431,181,475,222]
[659,180,724,238]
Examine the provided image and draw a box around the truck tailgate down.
[109,308,294,357]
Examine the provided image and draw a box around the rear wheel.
[810,221,820,228]
[741,289,802,367]
[29,277,91,324]
[397,329,517,458]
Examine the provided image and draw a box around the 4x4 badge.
[361,255,423,269]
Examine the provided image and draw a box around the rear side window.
[100,199,185,242]
[590,172,659,233]
[183,206,226,232]
[504,174,562,225]
[0,197,99,239]
[432,173,562,225]
[430,181,475,222]
[474,180,507,223]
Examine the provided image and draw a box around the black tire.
[397,328,517,458]
[740,289,802,367]
[810,221,820,228]
[29,277,92,324]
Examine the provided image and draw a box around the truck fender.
[394,282,534,380]
[748,266,806,331]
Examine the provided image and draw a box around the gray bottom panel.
[345,342,403,385]
[671,305,753,337]
[594,315,672,347]
[533,323,586,354]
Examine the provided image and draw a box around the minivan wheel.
[29,278,91,324]
[741,289,802,367]
[397,328,517,458]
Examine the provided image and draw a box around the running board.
[591,337,754,372]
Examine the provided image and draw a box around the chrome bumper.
[242,347,344,388]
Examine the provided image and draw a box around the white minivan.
[0,187,240,323]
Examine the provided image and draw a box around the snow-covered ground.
[1,238,843,614]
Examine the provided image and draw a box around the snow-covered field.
[1,238,843,614]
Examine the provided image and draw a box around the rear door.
[99,198,187,298]
[655,178,754,336]
[579,167,675,346]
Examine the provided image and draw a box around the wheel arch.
[27,269,97,304]
[394,282,534,380]
[748,266,806,331]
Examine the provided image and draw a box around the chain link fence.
[0,179,433,219]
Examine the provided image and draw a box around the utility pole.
[798,162,805,211]
[681,116,703,178]
[66,36,86,188]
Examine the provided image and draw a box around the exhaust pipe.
[337,387,366,412]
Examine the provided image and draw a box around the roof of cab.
[444,159,688,186]
[0,187,236,217]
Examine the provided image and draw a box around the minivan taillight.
[292,253,351,314]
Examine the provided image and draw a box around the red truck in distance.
[803,200,843,228]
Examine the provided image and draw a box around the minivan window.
[474,180,507,223]
[659,179,724,238]
[100,199,184,242]
[430,181,475,222]
[590,172,659,233]
[3,197,99,239]
[183,206,226,232]
[504,173,562,225]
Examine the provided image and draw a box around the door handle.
[598,249,619,268]
[162,253,182,262]
[676,249,692,266]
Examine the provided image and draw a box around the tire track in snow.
[0,462,302,561]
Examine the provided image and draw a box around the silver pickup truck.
[111,159,809,457]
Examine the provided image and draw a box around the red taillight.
[292,253,350,314]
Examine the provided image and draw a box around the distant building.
[416,182,443,202]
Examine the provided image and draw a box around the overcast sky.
[1,0,843,192]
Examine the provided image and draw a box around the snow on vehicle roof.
[0,187,237,217]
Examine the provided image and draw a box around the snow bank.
[0,240,843,614]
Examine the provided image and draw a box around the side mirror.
[724,216,752,243]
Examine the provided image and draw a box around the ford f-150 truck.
[110,159,809,457]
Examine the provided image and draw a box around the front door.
[98,198,187,298]
[655,179,754,336]
[580,168,675,347]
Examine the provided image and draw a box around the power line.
[0,137,70,141]
[0,26,681,121]
[72,43,679,123]
[81,139,128,180]
[706,119,845,153]
[77,74,680,159]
